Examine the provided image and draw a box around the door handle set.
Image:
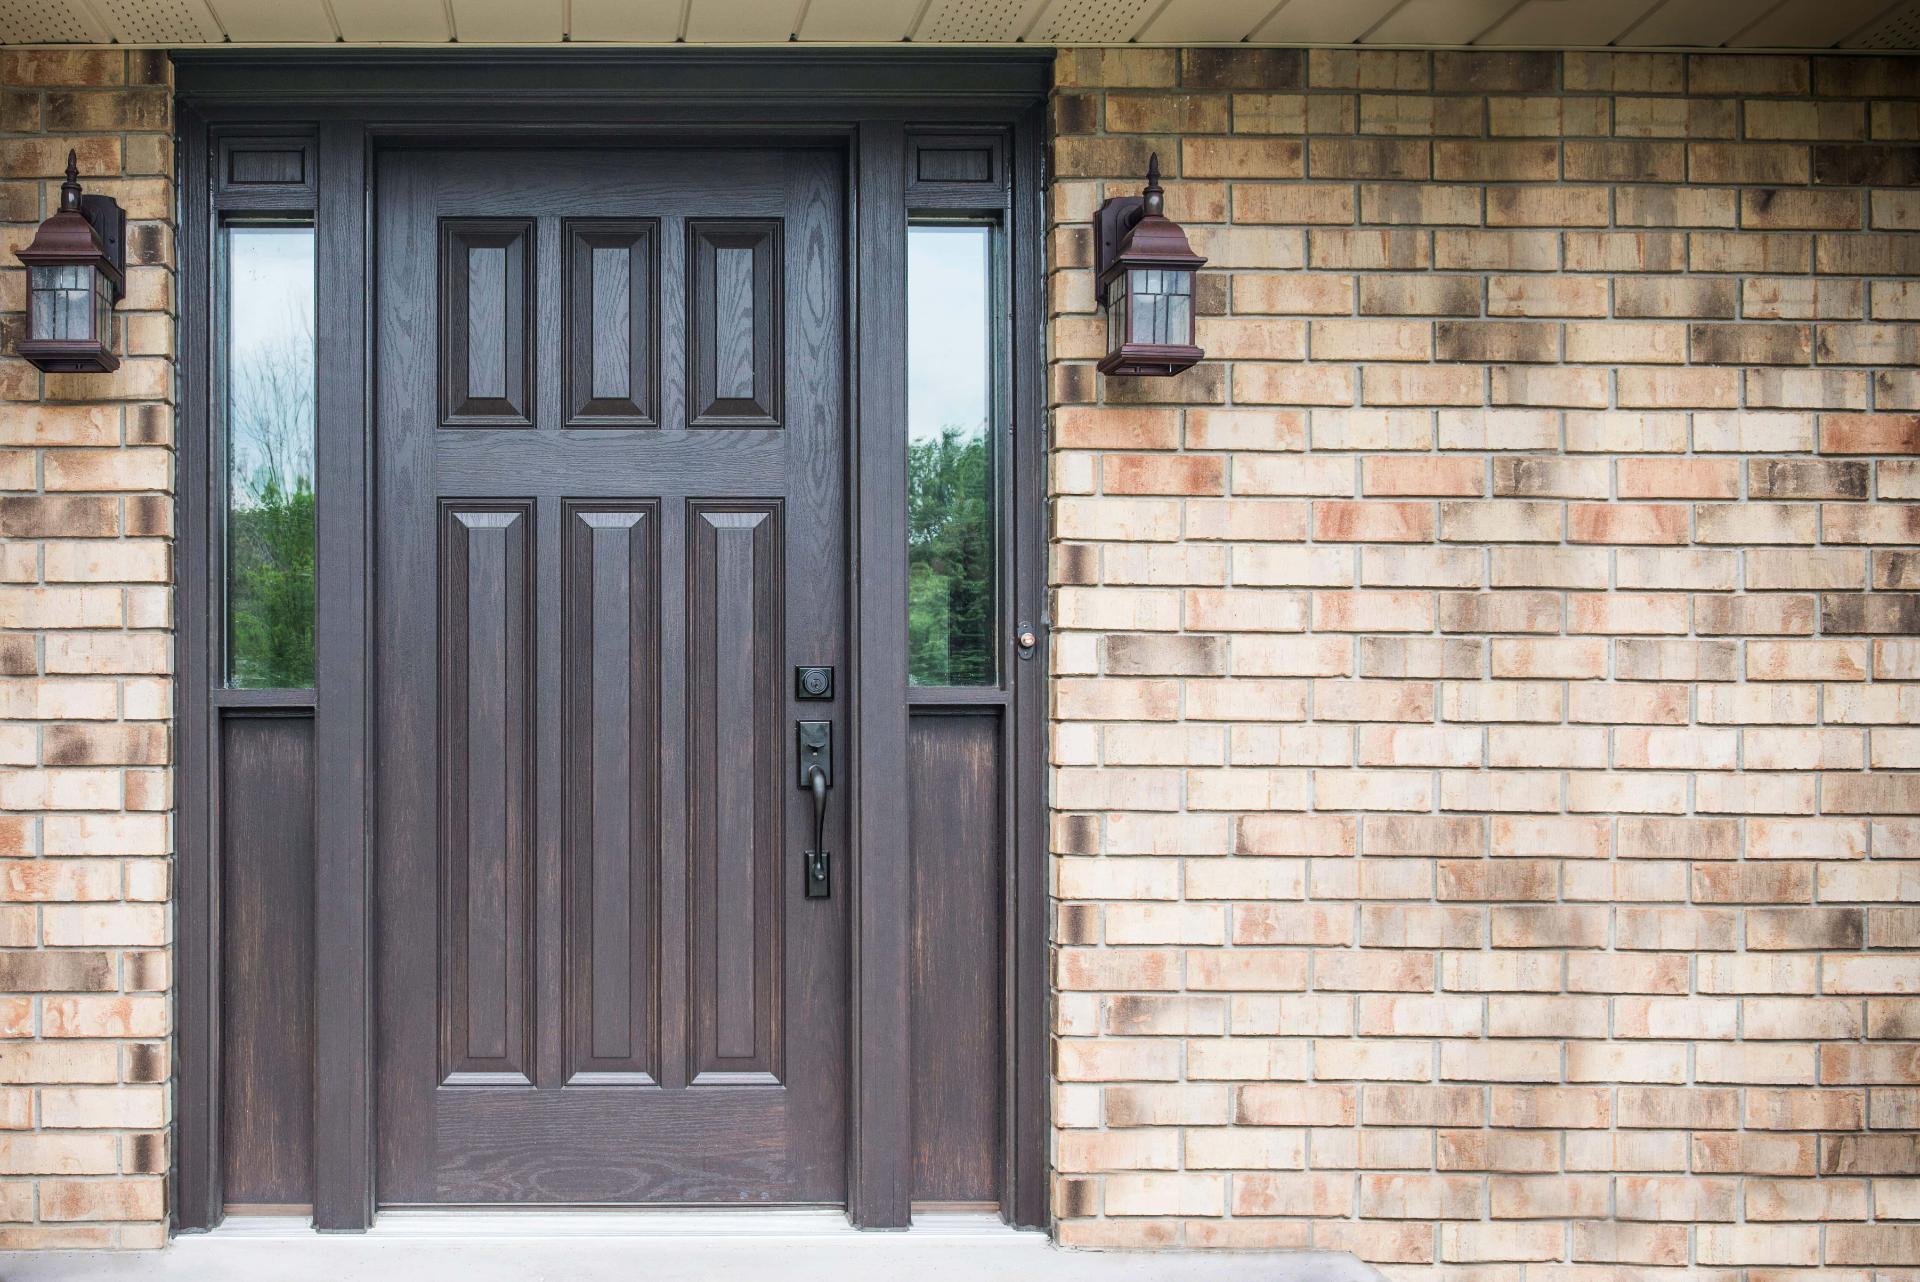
[797,719,832,899]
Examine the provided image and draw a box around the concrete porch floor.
[0,1211,1385,1281]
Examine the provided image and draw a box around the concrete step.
[0,1212,1384,1282]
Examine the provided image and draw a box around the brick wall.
[1048,48,1920,1272]
[0,50,174,1247]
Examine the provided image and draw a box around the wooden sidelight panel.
[220,713,316,1208]
[564,220,658,427]
[563,503,661,1083]
[687,220,782,427]
[908,711,1003,1204]
[440,219,534,428]
[687,503,784,1083]
[439,502,535,1084]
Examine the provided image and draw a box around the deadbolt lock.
[795,665,833,700]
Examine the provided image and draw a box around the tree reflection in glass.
[225,226,316,689]
[907,224,995,688]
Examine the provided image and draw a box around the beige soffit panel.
[449,0,562,42]
[570,0,682,41]
[0,0,105,41]
[1476,0,1662,46]
[1848,0,1920,46]
[1366,0,1534,44]
[914,0,1046,40]
[94,0,221,42]
[329,0,449,43]
[1252,0,1419,44]
[204,0,332,41]
[1620,0,1760,45]
[799,0,924,42]
[1139,0,1285,44]
[684,0,801,42]
[1025,0,1159,44]
[1738,0,1902,46]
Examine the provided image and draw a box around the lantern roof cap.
[16,151,122,286]
[1103,152,1205,283]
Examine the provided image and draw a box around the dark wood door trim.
[171,99,217,1234]
[172,52,1051,1235]
[310,119,376,1231]
[849,120,911,1229]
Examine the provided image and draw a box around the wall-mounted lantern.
[1093,154,1206,378]
[15,151,125,374]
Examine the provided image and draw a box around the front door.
[372,147,848,1205]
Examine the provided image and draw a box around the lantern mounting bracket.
[79,194,126,305]
[1092,189,1147,286]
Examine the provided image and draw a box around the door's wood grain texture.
[440,503,535,1084]
[848,118,913,1230]
[908,710,1003,1205]
[440,219,534,427]
[687,503,783,1084]
[220,713,316,1207]
[687,219,782,427]
[564,219,658,427]
[563,503,661,1083]
[311,118,378,1231]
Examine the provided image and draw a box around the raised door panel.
[563,503,661,1083]
[441,219,534,427]
[688,220,783,427]
[687,503,783,1083]
[565,220,659,428]
[440,503,534,1084]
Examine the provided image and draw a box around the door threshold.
[208,1208,1027,1239]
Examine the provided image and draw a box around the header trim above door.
[172,49,1052,107]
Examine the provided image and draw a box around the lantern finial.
[59,150,81,213]
[1143,153,1163,216]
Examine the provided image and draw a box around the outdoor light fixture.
[15,151,125,374]
[1093,154,1206,378]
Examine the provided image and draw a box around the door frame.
[173,51,1051,1233]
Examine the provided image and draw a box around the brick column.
[0,49,174,1248]
[1047,47,1920,1271]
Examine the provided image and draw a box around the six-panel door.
[373,148,849,1204]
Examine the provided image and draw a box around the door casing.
[173,51,1051,1233]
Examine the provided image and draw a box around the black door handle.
[806,764,827,858]
[798,720,831,899]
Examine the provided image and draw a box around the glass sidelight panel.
[224,225,316,689]
[907,224,996,687]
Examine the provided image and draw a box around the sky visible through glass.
[908,226,990,446]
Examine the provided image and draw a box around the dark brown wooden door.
[372,148,848,1205]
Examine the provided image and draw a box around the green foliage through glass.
[225,226,317,689]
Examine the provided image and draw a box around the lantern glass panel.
[1126,267,1192,348]
[28,264,95,342]
[92,271,113,347]
[1104,278,1128,359]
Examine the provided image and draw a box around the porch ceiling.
[1,0,1916,49]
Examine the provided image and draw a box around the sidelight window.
[223,224,317,689]
[907,223,998,688]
